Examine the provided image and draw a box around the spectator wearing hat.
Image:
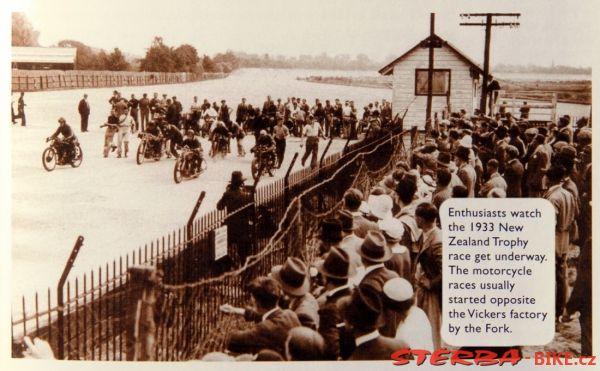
[455,146,476,198]
[558,115,573,144]
[357,231,400,337]
[543,166,577,319]
[217,171,253,265]
[224,276,301,356]
[316,247,356,360]
[522,127,539,163]
[524,134,550,197]
[508,125,526,159]
[272,257,320,330]
[219,99,232,126]
[494,125,510,173]
[432,168,452,211]
[479,159,507,197]
[343,189,377,238]
[318,218,343,256]
[413,202,443,349]
[337,210,364,280]
[367,193,394,224]
[383,278,434,351]
[128,94,140,132]
[341,286,409,360]
[77,93,90,132]
[436,152,463,189]
[379,218,411,281]
[518,101,530,119]
[284,327,325,360]
[504,145,524,197]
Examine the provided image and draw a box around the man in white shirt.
[300,115,323,169]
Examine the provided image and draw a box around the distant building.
[378,34,484,128]
[11,47,77,70]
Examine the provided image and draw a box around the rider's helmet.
[58,117,66,124]
[186,129,195,137]
[260,129,267,136]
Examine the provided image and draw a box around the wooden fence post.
[126,266,161,361]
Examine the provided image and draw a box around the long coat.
[227,308,300,355]
[504,158,524,198]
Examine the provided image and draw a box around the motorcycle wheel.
[70,144,83,168]
[251,157,261,181]
[42,147,57,172]
[136,141,146,165]
[173,158,183,184]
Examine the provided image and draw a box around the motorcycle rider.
[210,121,231,158]
[181,129,204,173]
[47,117,77,161]
[252,129,277,176]
[143,120,163,159]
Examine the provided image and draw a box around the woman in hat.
[383,278,434,351]
[379,218,411,281]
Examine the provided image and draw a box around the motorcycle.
[209,134,229,159]
[136,132,163,165]
[251,145,278,181]
[42,137,83,172]
[173,146,206,184]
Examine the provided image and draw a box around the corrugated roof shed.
[12,47,77,64]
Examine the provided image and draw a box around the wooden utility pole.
[460,13,520,114]
[424,13,442,131]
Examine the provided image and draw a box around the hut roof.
[378,34,484,77]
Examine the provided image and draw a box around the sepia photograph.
[2,0,597,368]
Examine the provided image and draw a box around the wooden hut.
[379,34,484,128]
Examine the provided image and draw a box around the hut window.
[415,69,451,96]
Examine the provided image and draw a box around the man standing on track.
[18,92,26,126]
[273,115,290,168]
[301,114,324,169]
[77,93,90,132]
[139,93,150,132]
[128,94,140,132]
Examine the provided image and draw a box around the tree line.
[12,12,381,73]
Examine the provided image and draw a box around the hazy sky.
[9,0,600,68]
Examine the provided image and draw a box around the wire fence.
[11,126,412,360]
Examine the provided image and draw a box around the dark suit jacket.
[318,287,353,360]
[78,99,90,116]
[349,335,409,360]
[359,266,400,337]
[504,159,524,197]
[227,308,300,355]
